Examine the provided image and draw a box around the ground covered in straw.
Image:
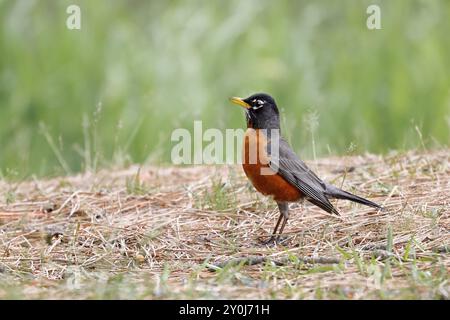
[0,149,448,299]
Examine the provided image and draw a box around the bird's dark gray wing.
[268,137,339,215]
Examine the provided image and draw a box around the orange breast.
[242,129,303,202]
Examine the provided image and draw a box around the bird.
[230,93,382,244]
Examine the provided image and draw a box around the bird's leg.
[275,202,290,242]
[262,202,289,245]
[272,213,284,236]
[262,213,283,244]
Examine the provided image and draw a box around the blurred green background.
[0,0,449,178]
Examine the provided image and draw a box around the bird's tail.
[325,184,382,210]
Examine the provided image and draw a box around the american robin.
[230,93,382,243]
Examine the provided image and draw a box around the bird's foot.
[260,236,276,246]
[259,235,290,246]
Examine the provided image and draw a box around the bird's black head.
[230,93,280,129]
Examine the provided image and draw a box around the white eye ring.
[251,99,264,110]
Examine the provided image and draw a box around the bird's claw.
[260,235,290,246]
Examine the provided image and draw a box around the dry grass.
[0,149,448,299]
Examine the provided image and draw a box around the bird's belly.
[242,128,302,202]
[243,163,303,202]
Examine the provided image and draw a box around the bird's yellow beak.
[229,97,251,109]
